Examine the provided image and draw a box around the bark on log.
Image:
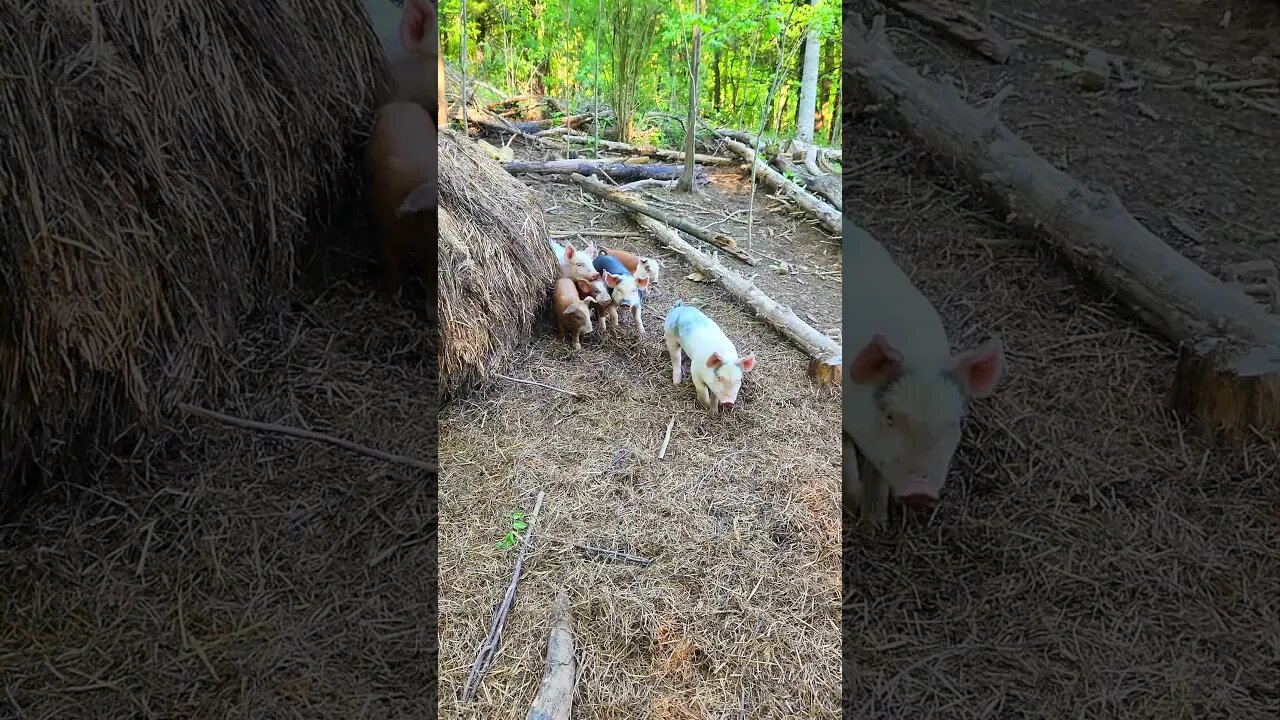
[505,160,706,183]
[772,153,842,210]
[509,112,611,134]
[526,591,575,720]
[845,13,1280,441]
[569,173,757,265]
[884,0,1018,63]
[550,134,739,166]
[720,138,842,237]
[629,213,841,385]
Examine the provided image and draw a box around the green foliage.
[496,508,528,550]
[437,0,842,144]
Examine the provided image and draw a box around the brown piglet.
[603,246,661,285]
[553,278,596,350]
[364,102,437,320]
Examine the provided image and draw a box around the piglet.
[593,254,649,335]
[376,0,446,127]
[364,101,437,321]
[550,239,600,282]
[575,277,613,334]
[552,277,596,349]
[602,246,661,285]
[664,301,755,416]
[842,217,1005,527]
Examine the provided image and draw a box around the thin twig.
[177,403,435,473]
[494,373,582,398]
[574,543,654,566]
[462,490,546,701]
[657,416,675,459]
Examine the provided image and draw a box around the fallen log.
[772,153,842,210]
[629,213,841,385]
[845,13,1280,441]
[569,173,756,265]
[884,0,1019,63]
[504,160,706,183]
[510,112,611,134]
[551,134,739,166]
[719,137,841,236]
[526,590,575,720]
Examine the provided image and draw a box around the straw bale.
[437,127,557,399]
[0,0,386,514]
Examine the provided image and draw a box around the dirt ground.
[435,142,843,718]
[844,1,1280,717]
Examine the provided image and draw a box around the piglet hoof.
[672,371,682,385]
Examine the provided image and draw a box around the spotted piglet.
[575,277,613,335]
[592,254,649,336]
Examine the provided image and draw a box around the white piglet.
[550,239,600,282]
[665,301,755,416]
[842,216,1005,526]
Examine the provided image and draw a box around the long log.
[845,13,1280,441]
[549,134,739,166]
[569,173,757,266]
[884,0,1018,63]
[719,137,842,237]
[504,160,705,183]
[526,591,575,720]
[772,153,842,210]
[629,213,841,386]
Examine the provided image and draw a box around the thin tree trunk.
[678,0,703,193]
[796,0,820,143]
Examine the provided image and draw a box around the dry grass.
[843,113,1280,718]
[0,0,385,513]
[438,128,557,399]
[435,148,843,718]
[0,284,438,717]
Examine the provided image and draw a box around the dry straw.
[437,127,557,399]
[0,0,385,513]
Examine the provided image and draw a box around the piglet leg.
[572,328,582,350]
[666,334,683,384]
[634,306,645,335]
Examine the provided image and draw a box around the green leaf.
[513,521,529,531]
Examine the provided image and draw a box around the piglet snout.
[719,401,735,410]
[899,493,937,510]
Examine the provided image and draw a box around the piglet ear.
[603,271,620,288]
[396,180,436,217]
[635,276,650,290]
[738,354,755,373]
[850,334,903,385]
[400,0,431,55]
[951,338,1004,398]
[706,352,724,369]
[565,243,578,259]
[585,241,597,256]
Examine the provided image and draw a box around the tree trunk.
[817,38,835,140]
[569,173,757,265]
[713,48,722,110]
[796,0,820,144]
[629,213,841,386]
[678,0,703,193]
[845,14,1280,441]
[504,160,704,183]
[719,136,841,236]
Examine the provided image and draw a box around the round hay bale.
[0,1,387,514]
[438,128,556,399]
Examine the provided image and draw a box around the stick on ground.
[177,403,436,473]
[526,590,576,720]
[463,490,547,701]
[657,416,675,459]
[629,213,842,386]
[495,373,583,399]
